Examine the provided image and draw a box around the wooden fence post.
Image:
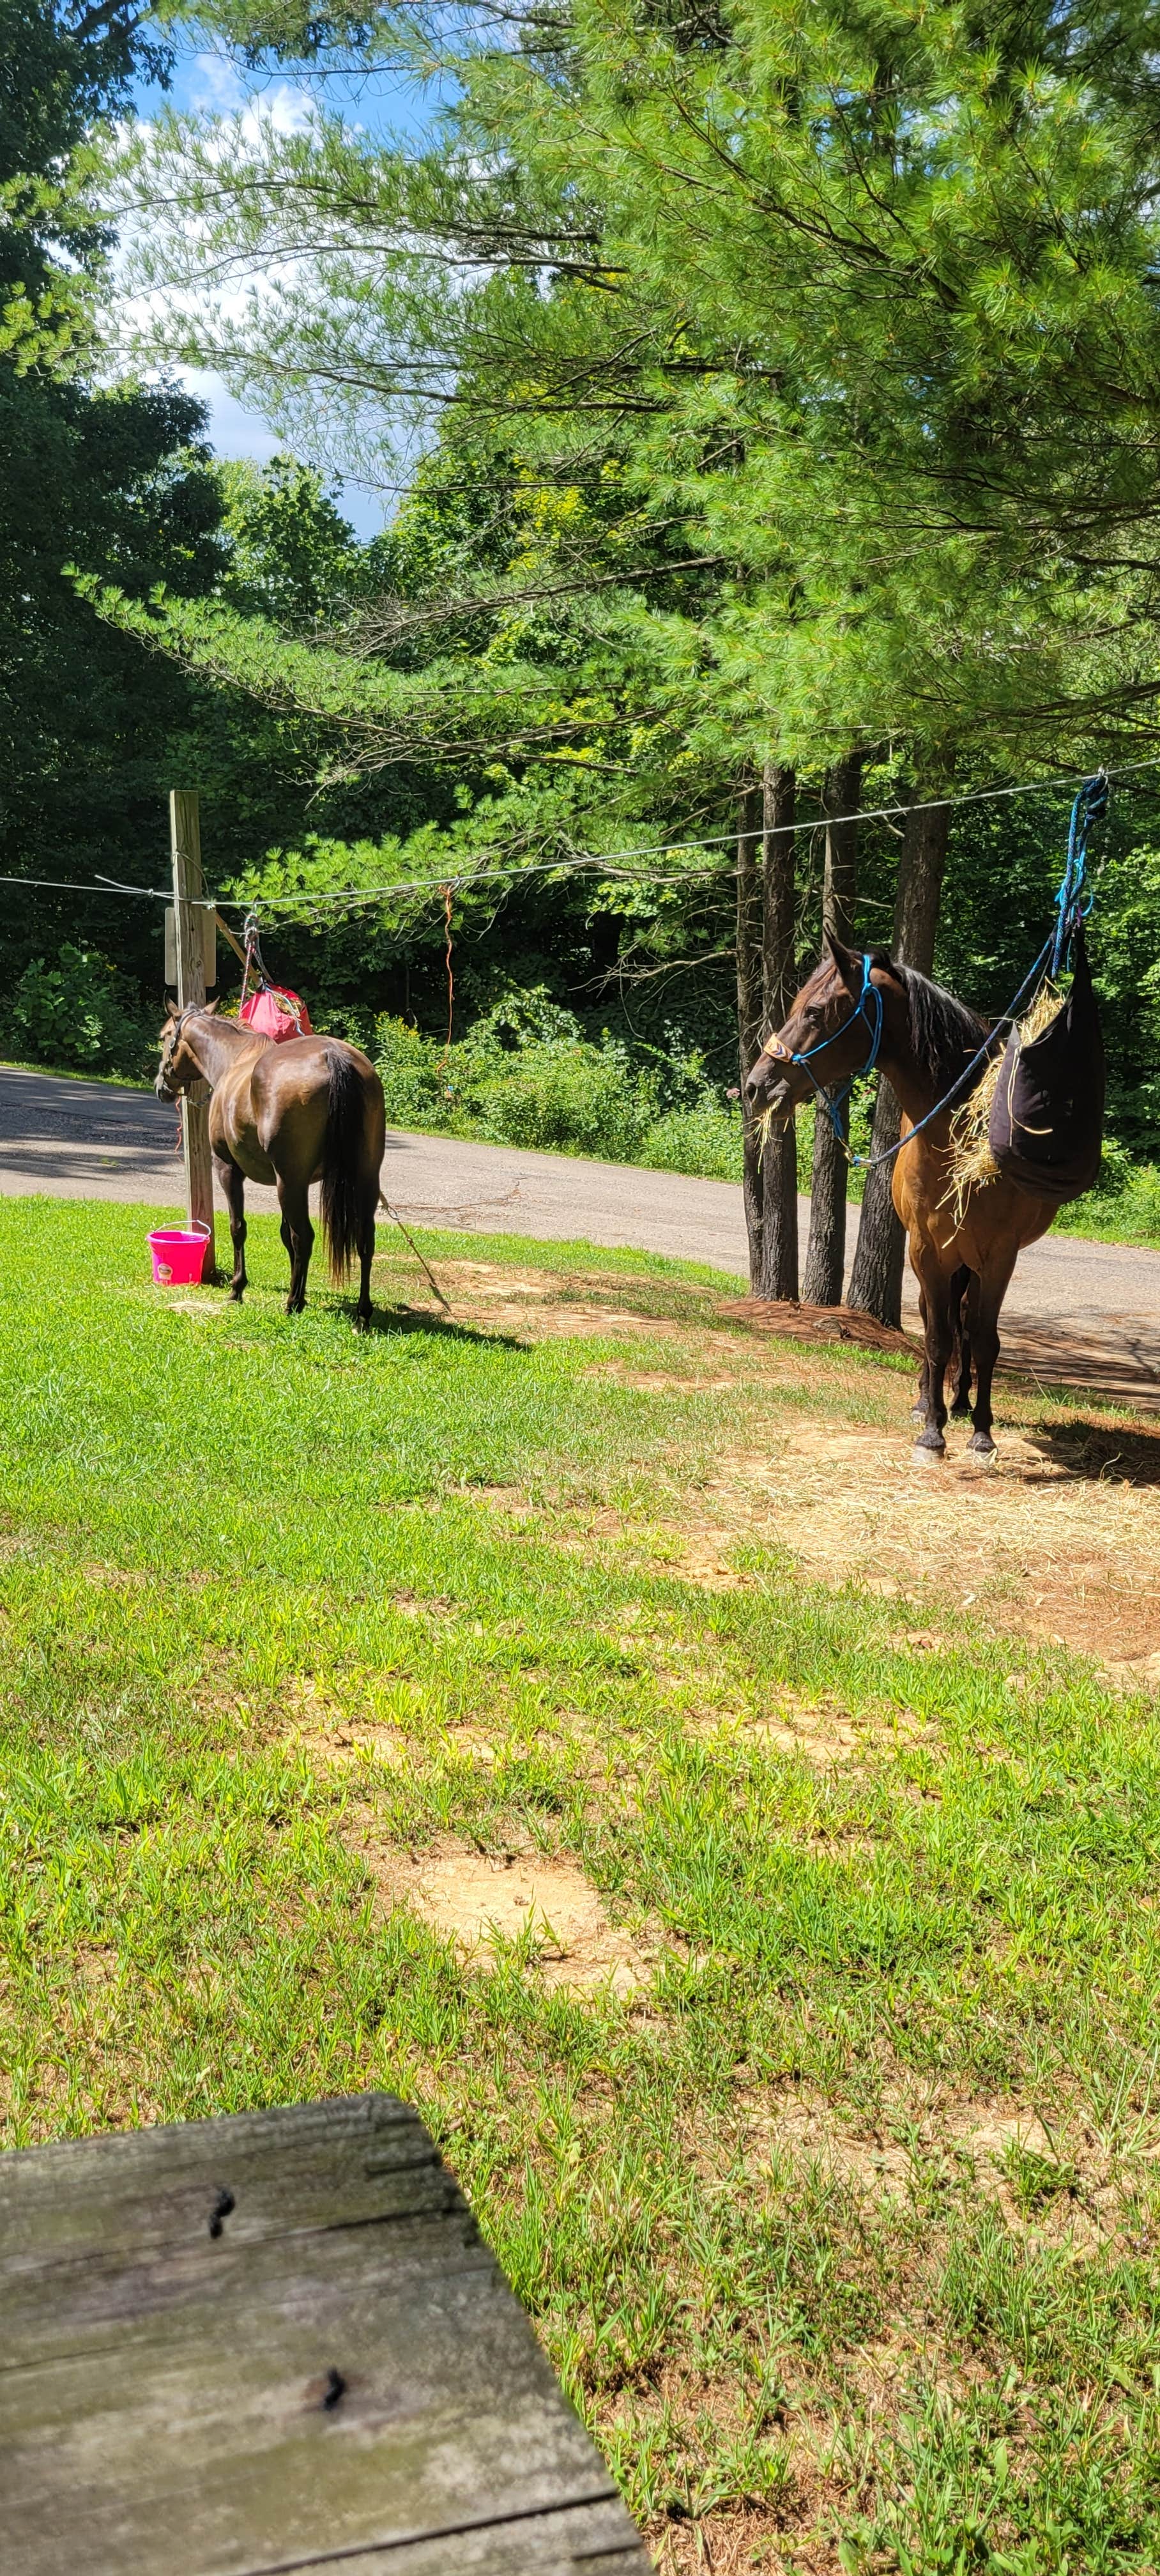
[170,790,217,1282]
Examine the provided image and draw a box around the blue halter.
[772,950,883,1145]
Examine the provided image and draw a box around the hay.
[943,982,1063,1225]
[754,1104,779,1168]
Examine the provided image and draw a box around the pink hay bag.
[240,985,312,1043]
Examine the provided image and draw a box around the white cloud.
[178,366,282,463]
[168,49,317,139]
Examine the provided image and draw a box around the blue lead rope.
[1051,770,1108,977]
[777,770,1108,1176]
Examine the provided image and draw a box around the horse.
[155,1004,386,1327]
[744,931,1062,1454]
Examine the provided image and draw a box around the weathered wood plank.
[0,2094,432,2280]
[0,2096,648,2575]
[298,2498,649,2570]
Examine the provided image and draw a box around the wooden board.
[0,2094,648,2575]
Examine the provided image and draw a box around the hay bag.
[986,927,1104,1203]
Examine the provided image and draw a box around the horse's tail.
[320,1047,366,1284]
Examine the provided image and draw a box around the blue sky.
[126,37,438,539]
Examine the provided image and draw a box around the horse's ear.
[204,999,220,1015]
[823,926,860,988]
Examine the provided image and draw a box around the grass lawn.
[4,1198,1160,2572]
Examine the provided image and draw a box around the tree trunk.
[803,750,862,1305]
[847,784,954,1323]
[736,782,764,1289]
[758,761,798,1298]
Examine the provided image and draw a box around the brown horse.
[744,932,1060,1454]
[156,1005,386,1326]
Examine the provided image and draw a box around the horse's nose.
[745,1057,790,1116]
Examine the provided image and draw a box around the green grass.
[4,1199,1160,2570]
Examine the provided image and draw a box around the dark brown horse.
[745,933,1061,1454]
[156,1006,386,1326]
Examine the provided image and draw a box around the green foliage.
[219,454,365,627]
[374,988,745,1174]
[473,1040,655,1162]
[4,943,153,1075]
[1,0,169,372]
[113,0,1160,770]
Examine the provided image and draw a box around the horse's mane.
[888,960,990,1094]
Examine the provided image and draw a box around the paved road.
[3,1064,1159,1397]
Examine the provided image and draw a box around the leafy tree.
[219,454,367,627]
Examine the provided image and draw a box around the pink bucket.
[147,1223,211,1287]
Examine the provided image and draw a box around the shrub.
[373,989,733,1171]
[374,1015,457,1128]
[5,946,153,1077]
[474,1039,659,1159]
[639,1099,743,1181]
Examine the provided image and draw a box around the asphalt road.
[4,1063,1159,1397]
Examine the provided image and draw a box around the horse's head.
[744,931,890,1122]
[155,1003,216,1101]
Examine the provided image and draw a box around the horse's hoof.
[229,1287,244,1305]
[949,1399,972,1419]
[910,1403,927,1423]
[968,1430,996,1456]
[353,1310,370,1335]
[913,1429,946,1457]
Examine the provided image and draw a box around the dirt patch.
[694,1694,931,1766]
[277,1675,411,1768]
[742,2084,1120,2241]
[661,1414,1160,1668]
[346,1833,657,1993]
[749,1708,864,1762]
[724,1292,1160,1412]
[439,1260,712,1350]
[583,1365,738,1393]
[285,1719,409,1770]
[406,1254,1160,1669]
[722,1295,915,1355]
[455,1486,533,1519]
[675,1545,755,1592]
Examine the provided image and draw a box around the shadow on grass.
[356,1300,531,1354]
[1034,1417,1160,1486]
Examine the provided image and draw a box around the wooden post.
[736,781,765,1290]
[759,761,799,1300]
[170,790,217,1282]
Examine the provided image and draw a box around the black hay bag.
[987,928,1105,1203]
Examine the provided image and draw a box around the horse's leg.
[277,1179,315,1314]
[354,1186,376,1330]
[949,1264,973,1417]
[215,1153,248,1301]
[912,1262,955,1455]
[912,1287,932,1423]
[964,1254,1016,1456]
